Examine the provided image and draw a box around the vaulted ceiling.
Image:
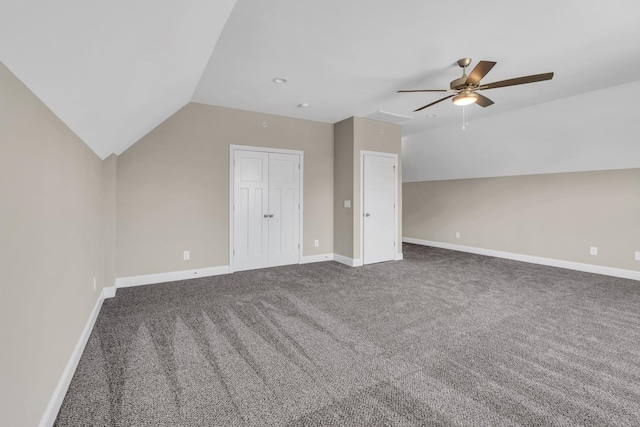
[2,0,639,159]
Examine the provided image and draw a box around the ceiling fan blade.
[481,72,554,90]
[466,61,497,86]
[414,94,455,112]
[397,89,448,93]
[475,93,494,107]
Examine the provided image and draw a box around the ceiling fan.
[398,58,554,112]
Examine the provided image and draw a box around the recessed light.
[272,77,287,84]
[297,103,309,108]
[426,114,437,118]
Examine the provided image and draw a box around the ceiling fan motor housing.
[450,76,469,90]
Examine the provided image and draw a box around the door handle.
[264,214,269,218]
[269,214,274,218]
[365,213,370,217]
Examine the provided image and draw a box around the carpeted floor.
[55,244,640,426]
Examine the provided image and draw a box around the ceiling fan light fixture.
[452,91,478,106]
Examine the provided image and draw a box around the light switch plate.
[344,200,351,208]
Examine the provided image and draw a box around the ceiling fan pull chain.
[462,105,468,130]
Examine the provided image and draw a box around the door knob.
[269,214,274,218]
[365,213,370,217]
[264,214,269,218]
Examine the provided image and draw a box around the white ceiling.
[403,81,640,182]
[2,0,640,159]
[0,0,237,159]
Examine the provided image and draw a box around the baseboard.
[403,237,640,281]
[334,254,404,266]
[115,265,230,288]
[38,286,114,427]
[301,253,334,264]
[333,254,363,267]
[102,285,116,299]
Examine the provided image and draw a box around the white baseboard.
[403,237,640,281]
[39,286,114,427]
[334,254,404,266]
[115,265,230,288]
[102,285,116,299]
[301,253,334,264]
[333,254,363,267]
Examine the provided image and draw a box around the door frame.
[229,144,304,273]
[359,150,399,265]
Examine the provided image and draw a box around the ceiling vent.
[365,110,412,124]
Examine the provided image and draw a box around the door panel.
[268,153,300,267]
[363,154,396,265]
[233,150,269,271]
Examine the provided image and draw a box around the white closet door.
[268,153,300,267]
[233,150,269,271]
[363,154,396,265]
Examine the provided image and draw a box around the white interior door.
[233,150,269,271]
[232,148,300,271]
[268,153,300,267]
[363,153,396,265]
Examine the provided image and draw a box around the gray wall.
[116,103,334,277]
[403,168,640,272]
[0,62,108,426]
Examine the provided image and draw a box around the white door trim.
[229,145,304,273]
[359,150,398,265]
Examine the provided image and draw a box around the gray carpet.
[55,244,640,426]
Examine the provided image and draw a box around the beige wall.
[353,117,402,260]
[333,117,402,260]
[333,118,355,258]
[117,103,334,277]
[102,154,118,287]
[403,168,640,272]
[0,62,106,426]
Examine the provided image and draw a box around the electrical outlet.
[455,232,460,239]
[635,251,640,261]
[183,250,190,260]
[93,276,96,291]
[590,247,598,256]
[314,239,319,247]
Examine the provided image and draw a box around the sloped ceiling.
[195,0,640,137]
[2,0,640,159]
[403,81,640,182]
[0,0,237,159]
